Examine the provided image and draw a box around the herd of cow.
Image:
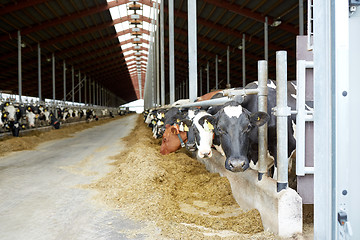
[0,101,116,137]
[144,79,307,182]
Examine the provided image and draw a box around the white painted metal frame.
[188,0,198,101]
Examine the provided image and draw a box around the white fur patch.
[291,94,297,99]
[267,80,276,89]
[223,105,243,118]
[292,120,296,139]
[290,81,297,91]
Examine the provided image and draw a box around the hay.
[0,116,124,157]
[87,115,277,239]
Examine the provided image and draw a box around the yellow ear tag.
[257,117,260,121]
[17,109,20,112]
[45,109,47,112]
[161,113,165,118]
[177,119,180,123]
[3,114,7,117]
[5,103,9,106]
[184,125,189,132]
[207,121,214,130]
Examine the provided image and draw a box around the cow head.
[207,102,269,172]
[160,124,187,155]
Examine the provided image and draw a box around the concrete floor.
[0,114,156,240]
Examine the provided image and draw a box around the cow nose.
[186,143,196,151]
[225,158,249,172]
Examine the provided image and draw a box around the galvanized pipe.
[78,71,81,103]
[199,67,203,96]
[215,54,218,89]
[207,61,209,93]
[227,46,230,87]
[188,0,198,101]
[257,60,268,181]
[89,78,92,105]
[63,60,66,102]
[84,76,87,105]
[37,43,42,102]
[156,0,160,106]
[52,53,55,104]
[72,66,74,104]
[160,0,165,106]
[18,30,22,103]
[242,34,246,87]
[169,0,175,104]
[275,51,290,192]
[92,80,95,105]
[264,17,268,62]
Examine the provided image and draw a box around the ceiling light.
[238,45,243,50]
[270,19,282,27]
[21,42,26,48]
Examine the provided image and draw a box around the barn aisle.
[0,114,151,240]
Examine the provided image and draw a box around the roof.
[0,0,304,104]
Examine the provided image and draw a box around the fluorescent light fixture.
[270,19,282,27]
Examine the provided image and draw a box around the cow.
[49,112,60,129]
[204,79,296,174]
[160,124,188,155]
[3,102,25,137]
[38,106,51,125]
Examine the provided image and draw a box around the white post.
[52,53,55,104]
[242,34,246,87]
[18,30,22,103]
[188,0,198,101]
[207,61,210,93]
[72,66,74,104]
[38,43,42,102]
[156,0,160,106]
[227,46,230,88]
[299,0,304,35]
[199,67,203,96]
[264,17,269,62]
[215,54,218,89]
[63,60,66,102]
[78,71,81,103]
[275,51,290,192]
[160,0,165,105]
[169,0,175,104]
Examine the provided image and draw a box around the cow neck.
[173,123,186,148]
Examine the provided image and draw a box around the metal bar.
[63,60,66,102]
[275,51,289,192]
[299,0,304,35]
[188,0,198,101]
[296,60,306,176]
[84,75,87,104]
[160,0,165,105]
[215,54,218,89]
[156,0,160,106]
[18,30,22,103]
[52,53,55,103]
[199,67,203,96]
[78,71,81,103]
[257,60,268,180]
[72,66,74,104]
[227,46,230,87]
[264,17,268,62]
[93,80,95,105]
[89,78,92,105]
[169,0,175,104]
[207,61,209,93]
[242,34,246,87]
[38,43,42,102]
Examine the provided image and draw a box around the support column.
[206,61,210,93]
[264,17,269,62]
[18,30,22,102]
[199,67,203,96]
[84,76,87,105]
[72,66,74,104]
[188,0,198,101]
[78,71,81,103]
[242,34,246,87]
[52,53,55,104]
[160,0,165,105]
[38,43,42,102]
[299,0,304,35]
[227,46,230,88]
[169,0,175,104]
[156,0,160,106]
[63,60,66,102]
[89,78,92,105]
[215,55,218,90]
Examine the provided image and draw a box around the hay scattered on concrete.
[88,115,277,239]
[0,116,124,157]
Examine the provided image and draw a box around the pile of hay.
[88,115,276,239]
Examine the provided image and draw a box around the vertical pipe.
[275,51,289,192]
[227,46,230,88]
[257,60,268,181]
[188,0,198,101]
[72,66,74,104]
[169,0,175,104]
[63,60,66,102]
[96,82,99,105]
[242,34,246,87]
[78,71,81,103]
[89,78,92,105]
[299,0,304,35]
[264,17,269,62]
[215,55,218,89]
[52,53,55,104]
[206,61,210,93]
[38,43,42,102]
[84,76,87,105]
[18,30,22,103]
[199,68,203,96]
[93,80,95,105]
[156,0,160,106]
[183,81,185,99]
[160,0,165,105]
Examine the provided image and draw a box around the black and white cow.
[204,80,297,174]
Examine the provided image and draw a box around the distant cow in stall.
[38,106,51,125]
[49,112,60,129]
[3,102,25,137]
[25,105,38,128]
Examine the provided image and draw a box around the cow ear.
[170,126,178,134]
[249,111,269,127]
[199,115,216,128]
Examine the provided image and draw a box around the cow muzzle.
[185,142,197,152]
[225,157,249,172]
